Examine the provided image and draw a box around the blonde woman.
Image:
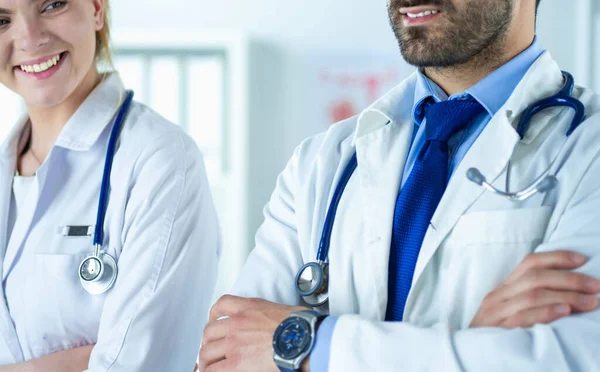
[0,0,220,370]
